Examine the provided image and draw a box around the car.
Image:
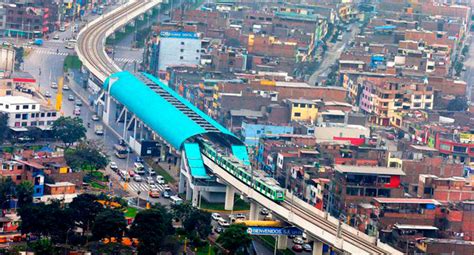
[162,191,171,198]
[128,170,135,177]
[73,108,81,116]
[149,184,158,190]
[218,218,230,227]
[51,82,58,89]
[302,244,312,252]
[109,162,118,171]
[260,208,269,215]
[292,244,304,253]
[91,114,100,121]
[293,237,304,245]
[133,175,143,182]
[146,177,155,185]
[235,213,246,219]
[163,184,171,191]
[59,26,66,32]
[75,100,82,106]
[155,175,165,184]
[147,168,156,175]
[229,213,246,222]
[44,91,51,98]
[63,84,70,90]
[149,188,160,198]
[135,156,144,163]
[53,34,60,40]
[214,227,224,234]
[68,94,74,101]
[211,213,222,221]
[134,163,146,175]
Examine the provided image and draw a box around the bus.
[114,144,128,159]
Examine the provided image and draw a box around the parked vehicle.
[162,191,171,198]
[292,244,303,252]
[218,218,230,227]
[170,195,183,205]
[133,175,143,182]
[91,114,100,121]
[302,244,312,252]
[293,237,304,245]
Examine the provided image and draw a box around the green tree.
[14,47,24,70]
[64,141,109,172]
[0,178,15,210]
[454,61,464,76]
[51,116,86,149]
[15,181,33,208]
[92,208,127,241]
[28,238,56,255]
[69,193,104,234]
[183,208,212,241]
[447,96,468,111]
[0,113,8,144]
[130,208,175,255]
[216,224,252,255]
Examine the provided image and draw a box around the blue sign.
[247,227,303,236]
[159,31,199,39]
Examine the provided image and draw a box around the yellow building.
[286,99,319,123]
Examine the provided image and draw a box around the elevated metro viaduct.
[101,71,244,208]
[100,71,401,255]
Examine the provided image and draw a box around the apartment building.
[0,96,58,130]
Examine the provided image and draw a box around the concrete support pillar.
[186,181,192,201]
[178,173,185,194]
[312,240,324,255]
[160,143,167,162]
[249,201,259,221]
[224,185,235,211]
[277,235,288,250]
[192,189,199,207]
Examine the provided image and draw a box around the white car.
[293,237,304,245]
[109,162,118,171]
[68,94,75,101]
[146,176,155,185]
[211,213,222,221]
[44,91,52,98]
[91,114,100,121]
[155,175,165,184]
[51,82,58,89]
[53,34,60,40]
[133,175,143,182]
[63,84,70,90]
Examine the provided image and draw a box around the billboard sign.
[247,227,303,236]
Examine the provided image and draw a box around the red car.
[292,244,303,252]
[128,170,135,177]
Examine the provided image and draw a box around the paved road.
[308,24,360,86]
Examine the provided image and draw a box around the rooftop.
[46,182,75,187]
[0,96,38,105]
[393,224,438,231]
[373,198,441,205]
[334,165,406,176]
[286,98,318,105]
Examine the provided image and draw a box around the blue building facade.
[240,122,294,147]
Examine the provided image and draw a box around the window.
[413,103,421,108]
[32,105,36,110]
[22,114,27,120]
[22,105,28,109]
[180,56,184,60]
[52,112,57,117]
[180,42,185,45]
[180,49,184,52]
[414,95,421,100]
[47,112,51,117]
[196,49,199,53]
[15,114,21,119]
[16,175,21,181]
[294,112,301,117]
[40,113,45,117]
[425,103,431,108]
[16,105,19,110]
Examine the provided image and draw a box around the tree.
[64,141,109,172]
[69,193,104,234]
[0,113,8,144]
[216,224,252,255]
[183,208,212,241]
[92,208,127,241]
[51,116,86,149]
[28,238,56,255]
[14,47,24,70]
[454,61,464,76]
[130,207,175,255]
[15,181,33,208]
[447,96,468,111]
[0,178,15,210]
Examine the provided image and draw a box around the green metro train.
[199,140,285,202]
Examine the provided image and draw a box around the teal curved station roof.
[104,71,239,149]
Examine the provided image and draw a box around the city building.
[0,96,59,131]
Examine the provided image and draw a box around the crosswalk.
[32,48,70,56]
[113,57,143,63]
[126,182,167,193]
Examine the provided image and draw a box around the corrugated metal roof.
[373,198,441,205]
[184,143,209,179]
[231,145,250,165]
[104,71,239,149]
